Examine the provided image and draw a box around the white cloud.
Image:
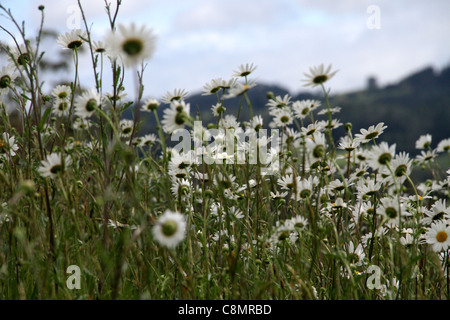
[2,0,450,97]
[174,0,294,31]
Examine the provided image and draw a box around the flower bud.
[266,91,274,100]
[19,179,35,194]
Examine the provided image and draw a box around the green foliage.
[0,3,449,301]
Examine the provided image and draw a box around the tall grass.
[0,2,449,300]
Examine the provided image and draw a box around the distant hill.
[328,66,450,154]
[131,65,450,155]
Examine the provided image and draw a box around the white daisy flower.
[317,106,341,115]
[136,133,158,147]
[346,241,366,266]
[209,202,224,218]
[266,94,291,112]
[291,100,312,119]
[421,199,450,225]
[288,215,309,229]
[141,98,160,112]
[379,197,409,226]
[277,173,300,192]
[367,142,396,171]
[302,63,338,87]
[357,178,382,199]
[105,23,156,67]
[300,121,325,137]
[232,63,257,78]
[73,117,92,131]
[152,209,187,249]
[161,88,189,104]
[354,122,387,144]
[202,78,226,96]
[295,177,316,200]
[119,119,134,138]
[161,100,191,134]
[248,115,264,132]
[223,81,256,99]
[327,197,347,211]
[283,127,301,145]
[426,221,450,252]
[271,108,294,128]
[436,138,450,153]
[327,179,348,193]
[228,206,244,220]
[7,44,33,68]
[400,232,414,247]
[74,89,102,119]
[385,152,412,178]
[0,133,19,160]
[338,136,360,152]
[37,152,72,179]
[215,78,237,91]
[52,98,70,117]
[211,103,226,117]
[219,115,242,134]
[305,132,327,161]
[213,151,234,162]
[168,150,194,175]
[0,64,18,95]
[353,148,370,165]
[318,119,342,131]
[270,224,298,246]
[92,40,107,54]
[51,85,72,101]
[292,99,322,119]
[215,172,236,190]
[415,134,432,149]
[56,29,86,50]
[170,178,191,196]
[269,191,287,201]
[415,149,436,164]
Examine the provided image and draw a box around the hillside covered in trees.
[118,64,449,183]
[169,65,449,155]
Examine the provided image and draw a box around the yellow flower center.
[280,115,290,123]
[0,139,8,153]
[313,75,328,84]
[58,92,68,99]
[0,75,11,89]
[122,38,143,56]
[162,220,178,237]
[436,231,448,243]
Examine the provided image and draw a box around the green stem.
[153,109,167,167]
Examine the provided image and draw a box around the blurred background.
[1,0,450,97]
[1,0,450,156]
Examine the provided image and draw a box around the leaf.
[38,107,52,132]
[120,101,133,113]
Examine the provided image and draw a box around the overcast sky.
[1,0,450,99]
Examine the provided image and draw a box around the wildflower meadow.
[1,2,450,302]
